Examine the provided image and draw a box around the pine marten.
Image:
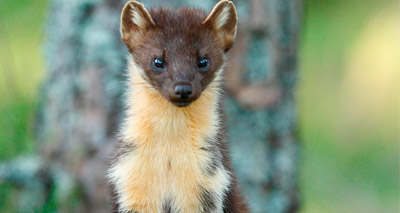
[108,1,248,212]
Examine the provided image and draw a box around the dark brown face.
[120,1,237,107]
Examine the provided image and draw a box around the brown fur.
[109,1,248,212]
[124,7,225,106]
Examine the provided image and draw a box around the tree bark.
[33,0,302,212]
[223,0,302,212]
[36,0,127,211]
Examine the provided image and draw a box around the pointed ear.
[203,0,238,52]
[120,1,155,44]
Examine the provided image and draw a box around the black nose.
[174,84,193,100]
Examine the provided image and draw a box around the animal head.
[121,0,237,107]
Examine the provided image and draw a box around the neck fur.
[121,59,222,146]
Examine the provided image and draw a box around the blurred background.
[0,0,398,212]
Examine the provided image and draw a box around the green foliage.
[299,0,399,212]
[0,0,47,159]
[0,101,35,160]
[0,183,15,213]
[0,0,47,211]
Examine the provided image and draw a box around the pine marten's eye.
[152,58,166,70]
[197,57,210,71]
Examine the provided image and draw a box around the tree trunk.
[36,0,127,211]
[34,0,301,212]
[225,0,302,211]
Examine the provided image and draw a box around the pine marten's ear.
[203,0,238,52]
[120,1,155,45]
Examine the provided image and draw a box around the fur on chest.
[109,140,231,213]
[108,63,231,213]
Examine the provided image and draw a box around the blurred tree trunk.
[34,0,302,212]
[36,0,127,211]
[225,0,302,212]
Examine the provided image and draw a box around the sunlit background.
[0,0,398,212]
